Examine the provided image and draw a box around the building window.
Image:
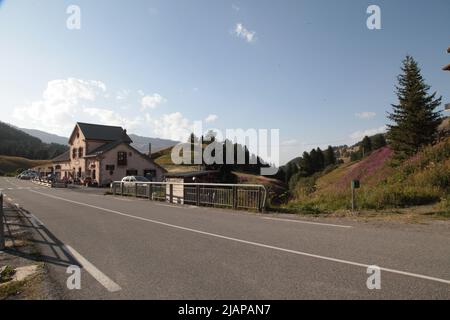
[118,152,127,166]
[72,148,77,159]
[78,147,83,158]
[126,169,138,176]
[106,165,115,171]
[144,169,157,181]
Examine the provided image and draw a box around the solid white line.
[262,217,352,229]
[29,189,450,286]
[64,245,122,293]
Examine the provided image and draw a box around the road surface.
[1,177,449,299]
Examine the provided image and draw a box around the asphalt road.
[1,177,449,299]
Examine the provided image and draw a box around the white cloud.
[12,78,107,136]
[10,78,199,142]
[116,89,130,101]
[234,23,256,43]
[204,114,218,123]
[82,108,141,130]
[281,139,298,146]
[355,111,376,119]
[350,126,387,141]
[147,112,194,141]
[141,93,167,110]
[232,4,240,11]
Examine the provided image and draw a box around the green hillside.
[285,136,450,214]
[0,122,68,160]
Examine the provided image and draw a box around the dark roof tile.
[77,122,132,142]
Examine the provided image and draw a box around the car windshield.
[134,176,149,182]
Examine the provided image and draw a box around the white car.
[121,176,149,186]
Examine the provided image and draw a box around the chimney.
[148,143,152,157]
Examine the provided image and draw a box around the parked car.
[121,176,149,186]
[46,173,56,182]
[17,171,38,180]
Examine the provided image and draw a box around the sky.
[0,0,449,164]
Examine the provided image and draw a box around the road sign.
[351,180,360,189]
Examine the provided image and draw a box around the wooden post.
[232,186,238,210]
[0,193,5,251]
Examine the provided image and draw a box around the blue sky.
[0,0,449,164]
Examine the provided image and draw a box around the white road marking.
[29,189,450,286]
[262,217,352,229]
[64,245,122,293]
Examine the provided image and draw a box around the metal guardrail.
[31,178,67,188]
[110,182,267,212]
[0,192,5,250]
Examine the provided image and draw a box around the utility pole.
[0,193,5,251]
[444,47,450,113]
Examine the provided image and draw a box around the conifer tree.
[387,56,442,158]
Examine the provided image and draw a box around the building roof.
[76,122,132,142]
[86,140,125,157]
[51,150,70,163]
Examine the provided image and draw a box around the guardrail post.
[148,183,153,200]
[121,182,124,196]
[112,183,116,196]
[196,185,200,206]
[232,186,238,210]
[169,184,173,204]
[135,183,138,197]
[257,188,261,212]
[0,193,5,251]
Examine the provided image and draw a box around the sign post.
[351,180,360,212]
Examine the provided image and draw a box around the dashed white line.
[29,189,450,286]
[64,245,122,292]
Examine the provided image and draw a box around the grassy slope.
[288,136,450,212]
[0,156,51,175]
